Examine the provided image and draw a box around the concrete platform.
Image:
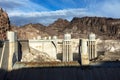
[13,61,120,69]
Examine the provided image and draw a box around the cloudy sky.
[0,0,120,26]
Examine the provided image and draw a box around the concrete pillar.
[48,36,51,40]
[33,37,36,40]
[80,39,89,65]
[44,37,47,40]
[88,33,97,60]
[37,36,41,40]
[53,36,57,40]
[52,36,57,45]
[62,33,72,62]
[7,31,17,70]
[52,36,58,58]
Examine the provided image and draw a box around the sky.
[0,0,120,26]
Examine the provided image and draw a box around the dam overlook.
[0,31,96,70]
[0,31,120,70]
[0,31,120,80]
[0,7,120,80]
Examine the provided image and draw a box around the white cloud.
[100,1,120,17]
[1,0,120,26]
[9,8,88,26]
[88,0,120,18]
[0,0,49,12]
[8,8,87,17]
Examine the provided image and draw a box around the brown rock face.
[45,18,69,38]
[13,18,70,39]
[43,17,120,39]
[12,16,120,40]
[15,23,49,39]
[63,17,120,39]
[0,8,10,40]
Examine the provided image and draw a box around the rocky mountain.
[0,8,10,40]
[11,16,120,40]
[64,17,120,39]
[12,18,70,39]
[45,18,69,38]
[12,23,49,39]
[13,17,120,40]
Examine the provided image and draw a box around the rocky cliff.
[0,8,10,40]
[12,18,70,39]
[14,17,120,40]
[45,18,69,38]
[64,17,120,39]
[12,23,49,39]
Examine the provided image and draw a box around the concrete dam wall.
[0,31,120,70]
